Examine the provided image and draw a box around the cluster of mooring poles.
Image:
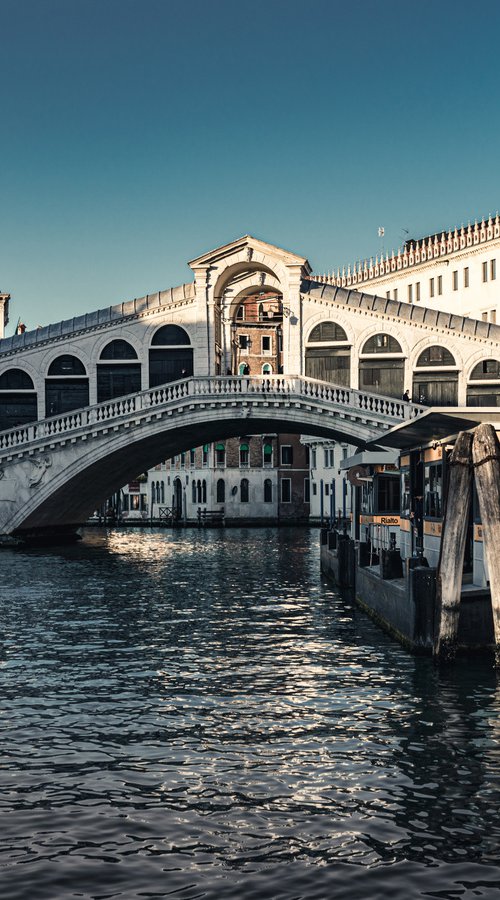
[435,423,500,663]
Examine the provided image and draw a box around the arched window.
[48,355,86,376]
[0,368,37,431]
[416,346,455,367]
[215,443,225,466]
[216,478,225,503]
[308,322,348,342]
[202,480,207,503]
[149,325,193,387]
[262,363,273,375]
[467,359,500,407]
[46,354,89,416]
[161,482,165,504]
[359,334,404,399]
[240,442,249,467]
[0,369,34,389]
[197,479,202,503]
[362,334,402,354]
[100,340,138,360]
[305,321,350,387]
[151,325,190,346]
[192,481,197,503]
[241,478,249,503]
[97,341,141,402]
[264,478,273,503]
[413,346,458,406]
[263,442,273,467]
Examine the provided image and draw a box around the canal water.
[1,527,499,900]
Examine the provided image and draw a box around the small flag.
[378,227,385,237]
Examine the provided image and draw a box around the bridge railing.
[0,375,423,452]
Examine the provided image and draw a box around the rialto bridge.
[1,233,500,538]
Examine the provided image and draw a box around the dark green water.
[0,527,499,899]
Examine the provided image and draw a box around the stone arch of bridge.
[4,386,404,537]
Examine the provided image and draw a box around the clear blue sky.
[1,0,500,333]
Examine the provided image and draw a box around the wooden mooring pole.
[434,431,473,661]
[472,423,500,663]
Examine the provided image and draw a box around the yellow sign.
[424,520,442,536]
[360,515,400,526]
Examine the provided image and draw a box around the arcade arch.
[149,325,193,387]
[413,345,458,406]
[467,359,500,406]
[0,368,37,431]
[97,340,141,403]
[305,321,350,386]
[45,354,89,416]
[358,333,404,399]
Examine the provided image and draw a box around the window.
[190,449,196,466]
[492,259,497,281]
[239,443,249,467]
[100,340,138,360]
[216,478,225,503]
[215,443,225,466]
[416,346,456,367]
[281,478,291,503]
[416,282,420,302]
[464,267,469,288]
[482,312,488,322]
[281,445,293,465]
[192,481,197,503]
[304,478,310,503]
[311,449,316,469]
[452,270,458,291]
[308,322,348,342]
[491,310,497,324]
[362,334,402,354]
[180,452,185,468]
[264,479,273,503]
[202,480,207,503]
[424,463,443,518]
[312,482,317,496]
[470,359,500,379]
[377,476,400,514]
[324,448,329,467]
[408,284,413,303]
[483,261,488,282]
[430,277,435,298]
[262,335,271,355]
[240,478,249,502]
[263,443,273,466]
[262,363,272,375]
[202,444,209,467]
[437,276,442,295]
[325,483,330,496]
[239,334,250,352]
[151,325,190,346]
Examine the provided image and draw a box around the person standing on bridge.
[402,389,410,402]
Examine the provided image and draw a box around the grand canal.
[1,527,499,899]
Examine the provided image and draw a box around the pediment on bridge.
[188,235,311,275]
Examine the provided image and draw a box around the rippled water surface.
[1,527,500,899]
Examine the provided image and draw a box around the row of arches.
[305,323,500,405]
[0,326,193,430]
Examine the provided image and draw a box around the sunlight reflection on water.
[0,526,499,899]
